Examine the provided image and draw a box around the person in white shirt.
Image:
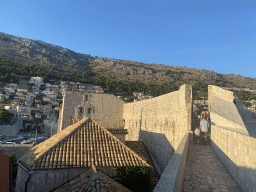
[194,127,200,145]
[200,115,210,144]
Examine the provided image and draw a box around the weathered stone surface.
[183,144,242,192]
[209,85,256,192]
[123,84,192,173]
[58,92,124,131]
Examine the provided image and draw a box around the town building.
[15,118,152,192]
[16,105,31,117]
[29,76,44,84]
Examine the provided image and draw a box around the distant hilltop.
[1,32,256,89]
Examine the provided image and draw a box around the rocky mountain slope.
[1,32,256,89]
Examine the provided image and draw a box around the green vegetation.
[52,109,59,118]
[164,69,192,76]
[114,166,153,192]
[232,90,256,101]
[0,58,179,98]
[230,89,256,107]
[0,108,14,123]
[0,58,94,83]
[192,81,208,100]
[1,57,254,102]
[213,78,226,87]
[11,154,18,187]
[91,75,179,98]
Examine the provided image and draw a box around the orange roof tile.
[19,117,149,170]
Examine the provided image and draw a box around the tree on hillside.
[0,108,14,123]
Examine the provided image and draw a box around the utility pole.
[35,129,37,141]
[51,122,55,137]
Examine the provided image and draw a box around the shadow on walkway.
[182,142,242,192]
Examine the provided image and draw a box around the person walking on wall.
[200,115,210,145]
[194,127,201,145]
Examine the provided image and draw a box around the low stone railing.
[154,131,191,192]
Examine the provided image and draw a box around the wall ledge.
[154,131,191,192]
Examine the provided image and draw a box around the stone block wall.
[244,121,256,137]
[235,100,246,122]
[0,144,33,160]
[208,85,234,111]
[123,84,192,173]
[211,126,256,192]
[58,91,124,131]
[15,165,29,192]
[154,132,191,192]
[209,86,247,132]
[15,167,89,192]
[209,85,256,192]
[0,118,23,136]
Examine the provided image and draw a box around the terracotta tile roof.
[125,141,150,161]
[52,166,132,192]
[19,117,149,170]
[107,129,128,135]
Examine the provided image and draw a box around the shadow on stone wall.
[211,140,255,192]
[138,128,175,175]
[244,122,256,138]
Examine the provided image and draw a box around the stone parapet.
[123,84,192,173]
[209,85,256,192]
[208,85,234,111]
[211,125,256,192]
[154,132,191,192]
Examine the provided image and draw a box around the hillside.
[1,32,256,96]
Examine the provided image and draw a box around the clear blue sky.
[1,0,256,78]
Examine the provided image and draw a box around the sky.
[1,0,256,78]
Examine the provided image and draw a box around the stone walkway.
[182,143,242,192]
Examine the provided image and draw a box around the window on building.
[79,107,84,114]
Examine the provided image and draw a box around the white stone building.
[16,105,32,117]
[29,76,44,84]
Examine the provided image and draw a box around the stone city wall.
[123,84,192,173]
[209,86,247,132]
[211,126,256,192]
[209,85,256,192]
[244,121,256,138]
[0,118,23,136]
[238,107,256,137]
[0,144,33,160]
[154,132,191,192]
[208,85,234,112]
[58,91,124,132]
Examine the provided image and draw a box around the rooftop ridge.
[19,117,90,168]
[90,118,150,167]
[52,165,132,192]
[20,117,150,170]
